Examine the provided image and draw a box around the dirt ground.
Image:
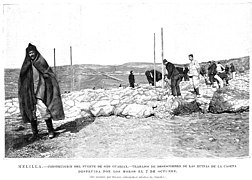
[5,111,249,158]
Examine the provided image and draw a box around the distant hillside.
[121,62,156,67]
[4,56,250,99]
[77,56,250,74]
[214,56,249,72]
[54,56,251,75]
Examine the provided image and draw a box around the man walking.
[128,70,135,88]
[18,43,65,141]
[188,54,200,97]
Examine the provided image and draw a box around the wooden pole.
[70,46,73,66]
[53,48,56,76]
[161,27,164,89]
[154,33,156,87]
[70,46,74,91]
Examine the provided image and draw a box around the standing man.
[128,70,135,88]
[225,64,230,75]
[207,61,216,85]
[230,63,236,79]
[183,65,190,81]
[163,59,182,97]
[188,54,200,97]
[18,43,65,141]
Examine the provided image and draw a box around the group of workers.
[129,54,237,98]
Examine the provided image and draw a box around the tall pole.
[53,48,56,76]
[161,27,164,89]
[70,46,74,91]
[70,46,73,66]
[154,33,156,87]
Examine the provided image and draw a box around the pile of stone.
[5,72,249,119]
[61,85,169,119]
[5,98,19,117]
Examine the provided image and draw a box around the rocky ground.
[5,112,249,158]
[5,72,250,158]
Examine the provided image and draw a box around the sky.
[2,0,251,68]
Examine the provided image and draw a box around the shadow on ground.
[55,116,95,133]
[5,116,95,155]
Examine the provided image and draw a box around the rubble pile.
[5,72,249,119]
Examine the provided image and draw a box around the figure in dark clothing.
[225,64,230,75]
[207,61,217,85]
[175,67,184,81]
[163,59,182,97]
[145,69,162,86]
[218,72,229,86]
[200,65,207,77]
[18,43,65,141]
[183,66,190,81]
[208,61,228,88]
[150,69,162,82]
[199,64,209,85]
[230,63,236,79]
[230,63,235,72]
[145,70,153,85]
[128,70,135,88]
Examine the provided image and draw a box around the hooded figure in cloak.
[18,43,65,141]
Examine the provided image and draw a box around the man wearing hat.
[18,43,65,141]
